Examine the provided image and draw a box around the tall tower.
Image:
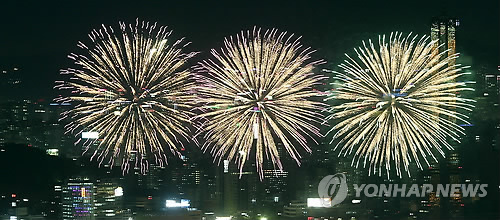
[430,16,461,125]
[431,17,460,67]
[430,16,465,220]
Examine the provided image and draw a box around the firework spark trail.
[194,27,327,179]
[54,19,197,174]
[326,32,475,177]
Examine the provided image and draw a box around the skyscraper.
[221,160,258,216]
[93,178,126,220]
[430,16,466,220]
[62,178,95,220]
[431,17,460,67]
[169,155,203,208]
[260,169,288,210]
[431,16,461,120]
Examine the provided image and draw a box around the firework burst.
[195,27,326,179]
[327,32,474,177]
[54,20,197,173]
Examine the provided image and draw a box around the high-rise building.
[260,169,288,211]
[42,101,74,156]
[431,17,460,67]
[447,151,465,219]
[61,177,127,220]
[497,66,500,95]
[481,66,500,97]
[62,178,95,220]
[44,184,63,219]
[334,156,365,199]
[430,16,466,220]
[419,159,442,219]
[219,159,258,216]
[431,16,461,123]
[94,178,126,220]
[169,155,203,208]
[282,200,306,218]
[0,97,74,159]
[137,164,166,191]
[0,66,26,147]
[198,168,220,212]
[0,99,31,146]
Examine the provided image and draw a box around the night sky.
[0,1,499,218]
[0,0,498,99]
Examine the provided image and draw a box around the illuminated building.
[0,66,21,86]
[197,167,218,211]
[485,73,500,96]
[255,142,293,214]
[0,96,74,158]
[431,17,459,67]
[222,167,238,215]
[37,101,74,158]
[170,155,203,208]
[283,200,306,218]
[62,178,95,220]
[430,17,466,219]
[447,151,464,219]
[137,164,166,191]
[258,168,288,213]
[61,177,127,220]
[481,66,500,97]
[430,16,461,125]
[45,184,63,219]
[334,156,365,199]
[0,100,31,146]
[220,160,258,215]
[497,66,500,95]
[94,178,126,220]
[418,159,441,219]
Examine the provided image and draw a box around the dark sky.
[1,0,498,99]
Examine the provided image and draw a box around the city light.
[81,131,99,139]
[114,187,123,197]
[165,199,190,208]
[46,149,59,156]
[307,198,331,208]
[223,160,229,173]
[81,187,86,197]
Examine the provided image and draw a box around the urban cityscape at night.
[0,1,498,220]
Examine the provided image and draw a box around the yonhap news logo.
[317,173,348,207]
[317,173,488,207]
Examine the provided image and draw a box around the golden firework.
[327,32,474,177]
[195,27,326,179]
[55,20,197,173]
